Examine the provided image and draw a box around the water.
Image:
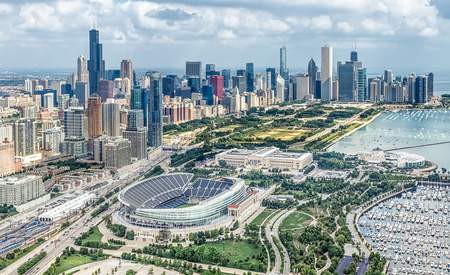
[358,185,450,274]
[329,109,450,169]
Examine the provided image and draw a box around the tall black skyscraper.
[246,63,255,92]
[147,72,163,147]
[307,58,318,97]
[350,51,358,62]
[88,28,105,94]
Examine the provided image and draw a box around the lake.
[329,109,450,169]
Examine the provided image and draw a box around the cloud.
[0,0,448,68]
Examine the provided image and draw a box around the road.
[3,155,170,275]
[272,209,294,275]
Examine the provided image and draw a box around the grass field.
[280,211,312,231]
[249,209,275,227]
[81,226,103,245]
[200,240,264,268]
[252,128,306,141]
[54,254,95,274]
[213,124,240,133]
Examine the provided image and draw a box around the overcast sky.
[0,0,449,74]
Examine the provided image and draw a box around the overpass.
[384,141,450,152]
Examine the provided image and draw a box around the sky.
[0,0,450,74]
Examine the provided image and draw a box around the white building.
[216,147,313,171]
[321,45,333,101]
[296,74,310,100]
[0,175,44,206]
[38,192,96,223]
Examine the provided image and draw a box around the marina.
[358,185,450,274]
[329,109,450,169]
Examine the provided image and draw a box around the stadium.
[116,173,257,237]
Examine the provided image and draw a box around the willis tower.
[88,28,105,94]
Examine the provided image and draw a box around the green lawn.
[249,209,275,227]
[81,226,103,245]
[200,240,264,269]
[280,211,312,231]
[54,255,95,274]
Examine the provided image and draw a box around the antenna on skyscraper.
[92,19,97,30]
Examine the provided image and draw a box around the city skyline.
[0,0,449,72]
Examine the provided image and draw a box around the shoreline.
[324,110,383,151]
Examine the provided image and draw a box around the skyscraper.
[185,62,202,78]
[307,58,318,97]
[350,50,358,62]
[246,63,255,92]
[427,73,434,99]
[210,75,224,101]
[77,55,89,84]
[147,72,163,147]
[120,59,133,87]
[414,76,428,104]
[102,101,121,137]
[75,81,89,108]
[221,69,231,89]
[64,107,85,139]
[266,68,276,91]
[321,45,333,101]
[98,80,113,102]
[13,119,37,156]
[87,96,102,139]
[88,28,105,94]
[338,61,356,102]
[356,68,367,102]
[123,109,146,160]
[280,46,289,85]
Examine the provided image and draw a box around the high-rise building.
[147,72,163,147]
[266,68,276,91]
[123,129,146,160]
[0,175,44,205]
[43,127,63,155]
[88,96,102,139]
[64,107,85,139]
[350,50,358,62]
[102,101,121,137]
[321,45,333,101]
[77,55,89,84]
[295,74,310,100]
[185,62,202,78]
[210,75,224,101]
[384,70,393,84]
[221,69,231,89]
[75,81,89,108]
[0,139,16,177]
[127,109,144,130]
[307,58,318,98]
[123,109,146,160]
[13,119,37,156]
[120,59,133,85]
[162,75,176,97]
[98,80,113,102]
[427,73,434,99]
[88,28,105,94]
[276,74,285,102]
[246,63,255,92]
[280,46,289,90]
[356,68,367,102]
[414,76,428,104]
[338,61,356,102]
[205,64,216,79]
[104,138,131,169]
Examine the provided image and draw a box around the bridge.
[384,141,450,152]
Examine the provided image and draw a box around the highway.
[3,154,170,275]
